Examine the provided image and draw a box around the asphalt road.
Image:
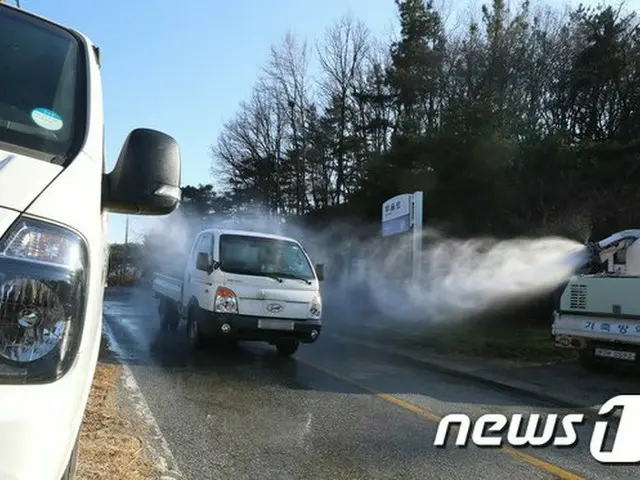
[103,286,637,480]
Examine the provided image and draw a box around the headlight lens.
[214,286,238,314]
[308,293,322,320]
[0,217,87,383]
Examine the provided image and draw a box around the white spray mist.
[361,233,590,323]
[142,206,591,325]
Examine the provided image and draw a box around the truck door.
[190,233,214,309]
[183,233,202,305]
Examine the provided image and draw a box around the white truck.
[552,230,640,370]
[0,4,181,480]
[152,228,325,356]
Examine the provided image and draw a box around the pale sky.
[17,0,637,243]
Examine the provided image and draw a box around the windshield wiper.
[276,273,312,285]
[265,274,283,283]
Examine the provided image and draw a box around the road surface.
[103,286,635,480]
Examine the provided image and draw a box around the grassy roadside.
[76,340,157,480]
[362,321,576,363]
[411,323,576,362]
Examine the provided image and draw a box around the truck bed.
[152,273,182,302]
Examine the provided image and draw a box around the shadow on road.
[102,286,640,411]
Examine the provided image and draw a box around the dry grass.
[375,323,577,363]
[412,324,576,362]
[76,362,157,480]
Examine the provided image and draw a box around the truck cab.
[0,5,181,479]
[153,229,324,356]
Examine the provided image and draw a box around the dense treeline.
[210,0,640,240]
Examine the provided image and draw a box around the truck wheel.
[276,340,299,357]
[60,434,79,480]
[159,299,169,331]
[165,302,180,331]
[159,300,180,332]
[187,308,206,350]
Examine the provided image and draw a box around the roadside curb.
[102,319,186,479]
[333,334,614,419]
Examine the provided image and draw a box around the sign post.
[381,191,424,282]
[411,191,423,282]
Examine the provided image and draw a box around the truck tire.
[187,307,206,350]
[166,302,180,331]
[276,340,299,357]
[159,299,180,332]
[159,299,169,331]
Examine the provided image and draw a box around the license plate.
[257,319,294,331]
[594,348,636,361]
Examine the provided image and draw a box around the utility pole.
[123,215,129,277]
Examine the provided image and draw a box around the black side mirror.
[315,263,325,282]
[196,252,211,273]
[103,128,181,215]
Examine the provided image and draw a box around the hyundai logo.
[266,303,283,313]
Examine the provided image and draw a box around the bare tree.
[316,14,370,203]
[211,77,289,213]
[264,33,313,215]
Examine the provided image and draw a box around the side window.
[199,235,212,255]
[194,234,212,266]
[192,236,205,265]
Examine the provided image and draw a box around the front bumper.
[0,378,83,480]
[199,311,323,344]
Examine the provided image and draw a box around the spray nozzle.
[585,241,602,257]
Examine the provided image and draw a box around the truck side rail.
[152,273,182,302]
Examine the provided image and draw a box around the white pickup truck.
[0,4,181,480]
[152,228,325,356]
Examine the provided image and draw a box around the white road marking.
[103,320,185,479]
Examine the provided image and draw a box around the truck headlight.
[0,217,88,383]
[308,294,322,320]
[214,286,238,314]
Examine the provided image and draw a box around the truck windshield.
[219,234,315,281]
[0,7,86,162]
